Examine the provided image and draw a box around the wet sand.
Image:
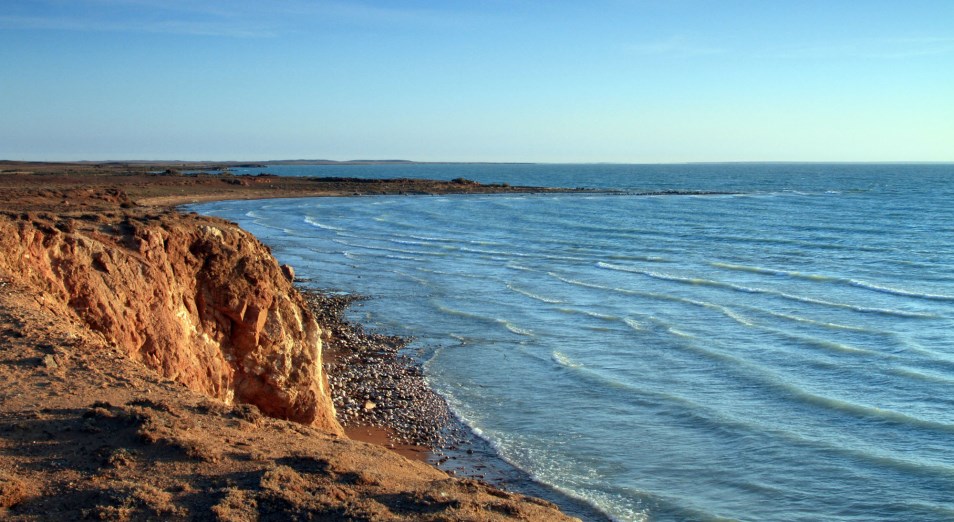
[345,426,431,462]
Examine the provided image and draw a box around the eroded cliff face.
[0,210,341,434]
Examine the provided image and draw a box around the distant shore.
[0,160,584,211]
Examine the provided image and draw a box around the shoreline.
[163,169,612,519]
[301,290,448,463]
[296,288,610,521]
[0,161,585,515]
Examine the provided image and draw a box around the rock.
[363,400,376,411]
[280,264,294,281]
[41,354,58,369]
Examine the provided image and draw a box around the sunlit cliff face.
[0,211,341,435]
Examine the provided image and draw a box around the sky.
[1,0,952,163]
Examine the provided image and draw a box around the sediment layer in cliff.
[0,209,340,434]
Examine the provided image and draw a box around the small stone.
[363,400,376,411]
[42,355,58,369]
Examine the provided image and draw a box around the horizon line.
[3,159,953,166]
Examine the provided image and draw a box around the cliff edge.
[0,210,340,434]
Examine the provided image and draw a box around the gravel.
[303,290,458,448]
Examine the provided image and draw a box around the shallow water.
[194,163,954,521]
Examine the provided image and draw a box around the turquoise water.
[194,164,954,521]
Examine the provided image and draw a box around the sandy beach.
[0,162,583,520]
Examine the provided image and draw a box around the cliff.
[0,209,341,434]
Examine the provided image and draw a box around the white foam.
[667,327,695,338]
[848,279,954,302]
[712,262,954,302]
[303,216,344,231]
[507,283,564,304]
[775,292,939,319]
[503,322,534,337]
[623,317,645,331]
[761,309,880,333]
[552,351,582,368]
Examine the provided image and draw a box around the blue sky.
[1,1,952,162]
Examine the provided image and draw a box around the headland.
[0,161,585,520]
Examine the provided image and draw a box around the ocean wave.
[458,245,589,264]
[555,307,622,324]
[408,234,453,242]
[503,322,534,337]
[774,292,939,319]
[404,233,507,248]
[720,308,756,327]
[384,238,429,247]
[776,381,954,434]
[550,271,758,327]
[433,302,533,337]
[446,335,954,516]
[391,270,430,285]
[712,262,954,302]
[596,262,939,319]
[667,327,695,338]
[414,266,505,281]
[846,279,954,302]
[605,253,670,263]
[506,284,564,304]
[766,328,884,357]
[434,393,640,522]
[433,303,495,322]
[710,261,836,281]
[303,216,344,231]
[384,253,427,262]
[622,317,645,331]
[638,330,946,435]
[552,351,582,368]
[597,262,767,298]
[888,366,954,385]
[899,345,954,373]
[331,238,444,258]
[553,272,668,297]
[759,309,884,334]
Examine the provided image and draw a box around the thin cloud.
[625,35,726,57]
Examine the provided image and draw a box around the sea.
[191,163,954,521]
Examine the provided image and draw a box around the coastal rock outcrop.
[0,210,341,434]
